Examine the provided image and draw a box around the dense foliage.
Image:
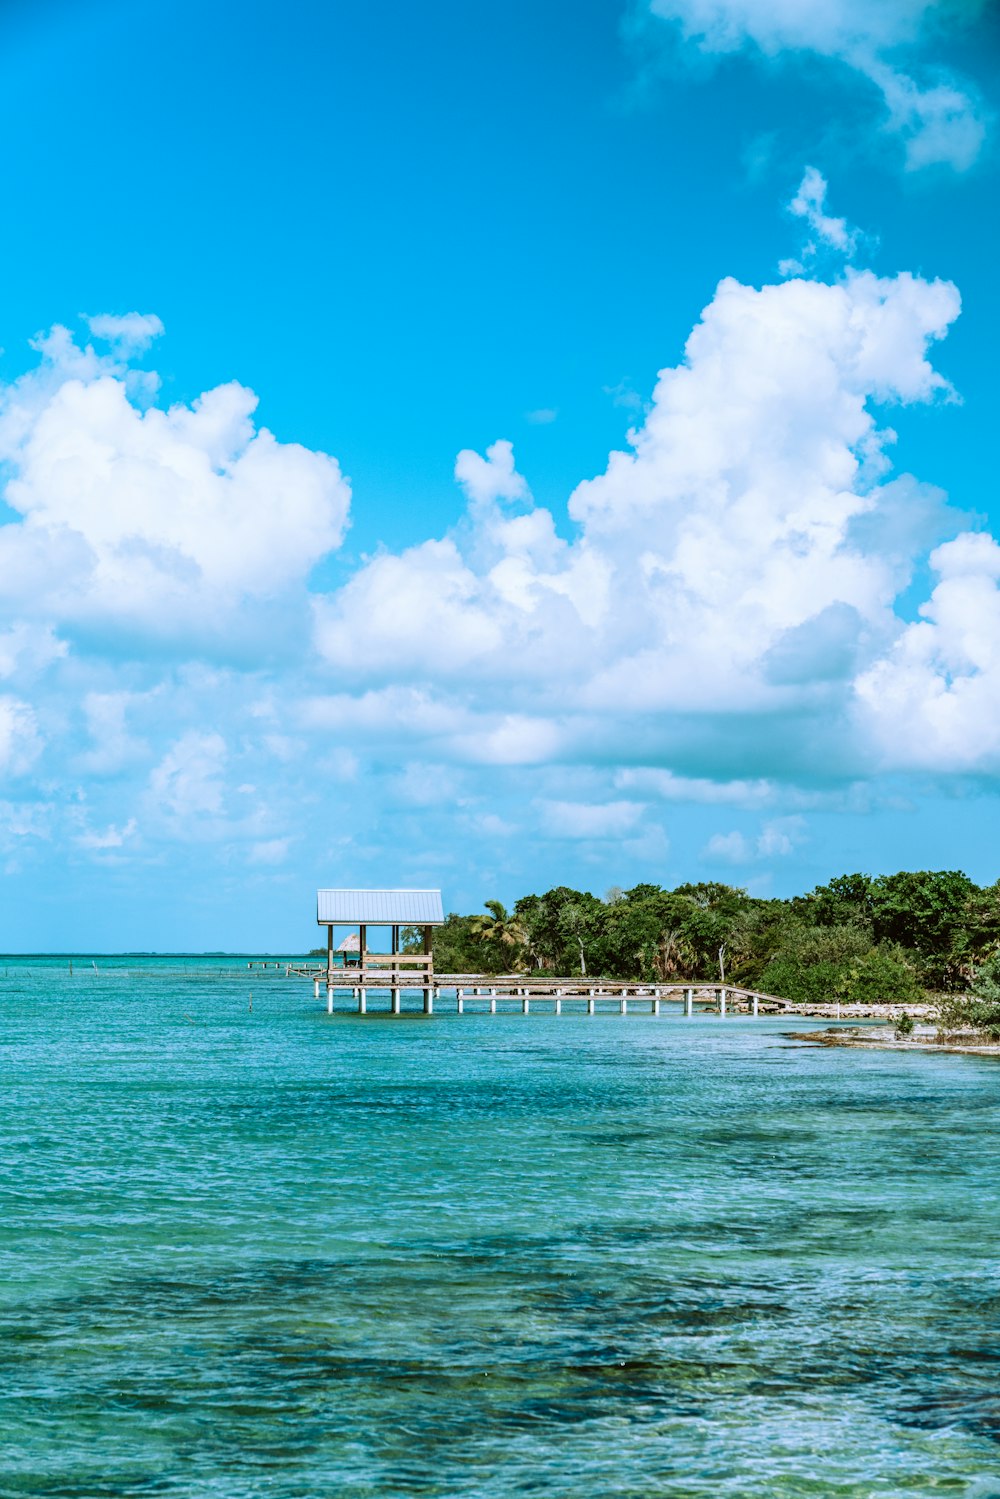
[427,871,1000,1004]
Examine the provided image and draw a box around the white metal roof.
[317,889,445,926]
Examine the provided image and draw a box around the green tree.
[794,873,873,929]
[868,870,975,984]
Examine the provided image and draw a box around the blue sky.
[0,0,999,949]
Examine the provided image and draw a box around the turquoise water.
[3,957,999,1497]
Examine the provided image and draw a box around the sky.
[1,0,1000,950]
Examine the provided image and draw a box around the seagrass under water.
[2,957,999,1497]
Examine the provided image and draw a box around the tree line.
[415,871,1000,1019]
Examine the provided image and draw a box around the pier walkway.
[284,965,790,1017]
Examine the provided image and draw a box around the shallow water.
[2,957,999,1497]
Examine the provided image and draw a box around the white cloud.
[703,815,805,863]
[148,730,228,821]
[615,768,777,806]
[525,408,558,425]
[76,816,138,850]
[85,312,164,354]
[0,622,66,680]
[77,691,148,774]
[644,0,988,170]
[454,438,529,509]
[540,799,647,839]
[703,829,753,863]
[855,532,1000,770]
[316,266,959,775]
[788,166,857,254]
[0,322,351,647]
[247,836,291,865]
[0,697,42,777]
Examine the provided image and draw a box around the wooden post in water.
[314,978,320,1000]
[752,993,759,1017]
[522,994,529,1014]
[422,925,433,1014]
[684,987,693,1018]
[457,990,465,1014]
[620,989,627,1015]
[587,988,595,1016]
[718,987,727,1017]
[652,995,660,1016]
[358,988,367,1014]
[326,984,334,1014]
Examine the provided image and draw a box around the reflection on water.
[2,958,999,1496]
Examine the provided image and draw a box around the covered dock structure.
[311,888,445,1014]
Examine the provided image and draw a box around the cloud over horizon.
[0,254,997,910]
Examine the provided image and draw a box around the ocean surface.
[2,955,999,1498]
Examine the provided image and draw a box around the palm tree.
[469,900,527,967]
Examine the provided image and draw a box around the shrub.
[834,946,923,1006]
[758,957,846,1004]
[937,958,1000,1039]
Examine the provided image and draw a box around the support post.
[718,987,727,1017]
[522,995,529,1014]
[359,988,367,1013]
[326,984,334,1014]
[489,989,497,1014]
[313,978,320,1000]
[620,989,627,1015]
[555,995,562,1015]
[424,988,433,1015]
[652,996,660,1016]
[326,923,333,989]
[391,987,400,1015]
[587,988,595,1016]
[457,990,465,1014]
[684,987,693,1018]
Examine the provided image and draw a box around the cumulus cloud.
[855,532,1000,770]
[643,0,988,170]
[315,265,961,791]
[0,321,351,650]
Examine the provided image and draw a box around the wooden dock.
[284,965,790,1017]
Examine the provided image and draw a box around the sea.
[2,955,998,1497]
